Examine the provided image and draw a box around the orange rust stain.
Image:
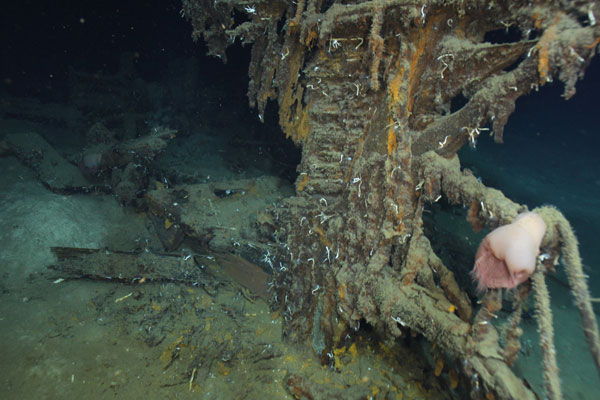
[425,177,434,197]
[536,15,562,84]
[467,200,484,232]
[305,30,318,48]
[406,21,434,114]
[387,122,397,155]
[532,13,543,29]
[338,283,346,300]
[313,226,332,247]
[537,44,550,82]
[297,174,310,191]
[454,17,468,38]
[434,358,444,376]
[296,104,311,141]
[278,48,312,144]
[585,37,600,49]
[395,222,405,234]
[388,67,404,105]
[449,368,459,389]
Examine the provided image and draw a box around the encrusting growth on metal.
[182,0,600,398]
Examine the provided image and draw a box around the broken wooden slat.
[49,246,207,286]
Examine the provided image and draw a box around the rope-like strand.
[535,206,600,377]
[531,268,562,400]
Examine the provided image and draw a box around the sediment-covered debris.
[49,246,212,288]
[1,132,91,191]
[146,175,293,263]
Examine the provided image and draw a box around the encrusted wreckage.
[182,1,600,398]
